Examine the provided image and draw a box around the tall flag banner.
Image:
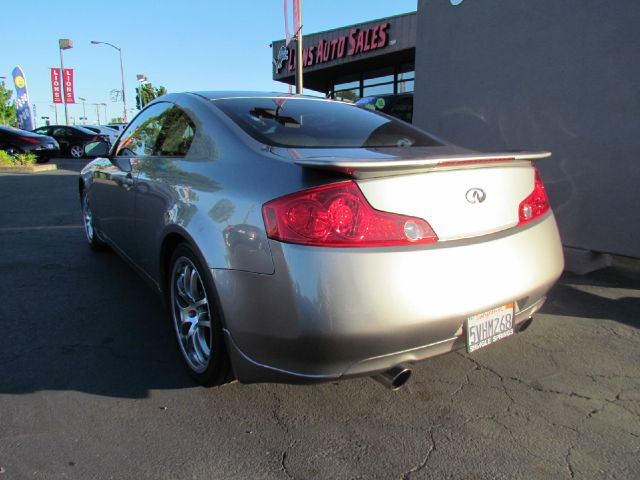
[63,68,75,104]
[293,0,300,35]
[51,68,62,103]
[284,0,291,46]
[11,66,34,131]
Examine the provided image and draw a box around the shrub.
[0,150,13,166]
[0,150,38,166]
[14,153,37,165]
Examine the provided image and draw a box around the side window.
[34,127,50,135]
[155,106,196,156]
[115,103,170,157]
[52,127,68,137]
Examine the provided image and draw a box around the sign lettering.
[279,22,390,73]
[51,68,62,104]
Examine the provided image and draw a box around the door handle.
[123,173,134,188]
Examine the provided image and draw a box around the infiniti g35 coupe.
[79,92,564,389]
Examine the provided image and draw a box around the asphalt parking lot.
[0,160,639,479]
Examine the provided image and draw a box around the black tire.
[168,243,232,386]
[81,189,107,250]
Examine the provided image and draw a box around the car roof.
[1,125,46,137]
[46,124,96,134]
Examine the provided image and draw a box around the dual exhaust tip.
[372,364,412,391]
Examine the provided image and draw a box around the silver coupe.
[80,92,564,389]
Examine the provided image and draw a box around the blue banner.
[12,66,34,131]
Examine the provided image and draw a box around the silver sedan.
[80,92,564,389]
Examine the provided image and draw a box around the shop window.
[335,89,359,102]
[397,80,414,93]
[363,83,394,97]
[363,68,394,86]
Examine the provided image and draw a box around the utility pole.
[295,0,303,94]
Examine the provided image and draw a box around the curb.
[0,164,58,173]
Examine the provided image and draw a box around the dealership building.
[272,0,640,268]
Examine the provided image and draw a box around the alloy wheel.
[170,257,212,373]
[70,145,84,158]
[82,192,95,243]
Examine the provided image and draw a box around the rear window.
[212,97,441,148]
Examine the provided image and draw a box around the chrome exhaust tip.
[372,365,412,391]
[517,317,534,332]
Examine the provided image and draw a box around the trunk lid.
[276,146,550,241]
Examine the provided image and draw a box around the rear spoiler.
[294,151,551,179]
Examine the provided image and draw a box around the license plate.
[466,303,514,353]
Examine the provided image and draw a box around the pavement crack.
[565,445,576,478]
[450,373,470,399]
[280,440,295,480]
[402,430,436,480]
[492,418,559,468]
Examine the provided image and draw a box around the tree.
[0,81,17,127]
[136,83,168,109]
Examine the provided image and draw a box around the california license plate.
[466,303,515,353]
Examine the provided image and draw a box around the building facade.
[272,1,640,262]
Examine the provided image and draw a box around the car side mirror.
[84,141,110,157]
[113,157,132,172]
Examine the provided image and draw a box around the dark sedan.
[33,125,109,159]
[0,125,59,163]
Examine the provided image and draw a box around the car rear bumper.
[213,213,564,384]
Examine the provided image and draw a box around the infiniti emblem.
[466,188,487,204]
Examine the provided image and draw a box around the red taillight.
[262,181,438,247]
[91,136,102,142]
[19,136,40,144]
[518,168,550,225]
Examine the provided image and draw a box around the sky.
[2,0,416,127]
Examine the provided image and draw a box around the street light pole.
[136,74,148,110]
[59,39,73,126]
[50,104,58,124]
[79,97,87,124]
[100,103,107,124]
[91,40,128,122]
[91,103,101,125]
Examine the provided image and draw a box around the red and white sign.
[279,21,391,73]
[63,68,75,104]
[51,68,62,104]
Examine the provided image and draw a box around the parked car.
[0,125,59,163]
[356,93,414,123]
[106,122,127,133]
[84,125,119,145]
[79,92,564,389]
[32,125,109,158]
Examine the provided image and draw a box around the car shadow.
[542,257,640,329]
[0,169,196,398]
[1,169,637,400]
